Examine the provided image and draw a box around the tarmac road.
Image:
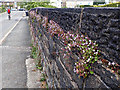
[0,11,24,41]
[0,11,31,88]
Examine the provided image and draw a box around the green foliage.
[100,2,120,7]
[17,2,26,8]
[40,78,46,81]
[76,5,93,8]
[0,7,2,13]
[90,71,94,74]
[46,83,49,89]
[40,73,46,81]
[18,2,56,10]
[76,2,120,8]
[93,0,105,5]
[9,5,13,7]
[36,65,43,71]
[62,6,67,8]
[0,5,6,13]
[31,44,37,59]
[31,43,43,71]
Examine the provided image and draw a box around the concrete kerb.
[25,56,42,88]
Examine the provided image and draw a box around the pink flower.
[76,34,79,38]
[81,35,84,37]
[72,34,74,37]
[72,41,75,46]
[76,69,79,74]
[68,47,71,51]
[112,62,115,65]
[66,36,69,39]
[42,24,46,28]
[74,68,76,72]
[58,34,60,37]
[87,58,90,62]
[83,50,85,53]
[63,54,66,58]
[67,31,70,34]
[70,34,72,37]
[108,62,111,65]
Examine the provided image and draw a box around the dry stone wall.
[29,7,120,88]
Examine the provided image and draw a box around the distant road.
[0,11,24,41]
[0,11,31,88]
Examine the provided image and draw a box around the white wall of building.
[112,0,120,3]
[50,0,62,8]
[66,1,77,8]
[105,0,109,4]
[0,3,2,7]
[66,0,94,8]
[77,1,93,5]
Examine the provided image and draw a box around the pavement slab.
[1,16,31,88]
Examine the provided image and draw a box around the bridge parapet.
[29,7,120,88]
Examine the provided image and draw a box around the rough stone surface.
[29,8,120,88]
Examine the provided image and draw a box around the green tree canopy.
[93,0,105,5]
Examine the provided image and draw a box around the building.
[109,0,120,3]
[0,1,2,7]
[66,0,94,8]
[66,0,77,8]
[61,0,66,7]
[0,1,14,7]
[50,0,62,8]
[0,0,26,8]
[49,0,94,8]
[0,0,17,8]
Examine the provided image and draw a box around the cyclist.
[7,8,11,20]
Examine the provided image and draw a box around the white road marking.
[0,14,23,45]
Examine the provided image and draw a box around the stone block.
[93,63,120,88]
[85,75,108,88]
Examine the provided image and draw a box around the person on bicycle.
[7,8,11,20]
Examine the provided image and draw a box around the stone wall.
[29,7,120,88]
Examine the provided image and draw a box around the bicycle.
[8,14,11,20]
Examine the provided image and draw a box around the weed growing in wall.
[48,20,100,78]
[30,23,43,70]
[31,44,37,59]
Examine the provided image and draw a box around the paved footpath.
[1,16,31,88]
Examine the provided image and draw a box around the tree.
[93,0,105,5]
